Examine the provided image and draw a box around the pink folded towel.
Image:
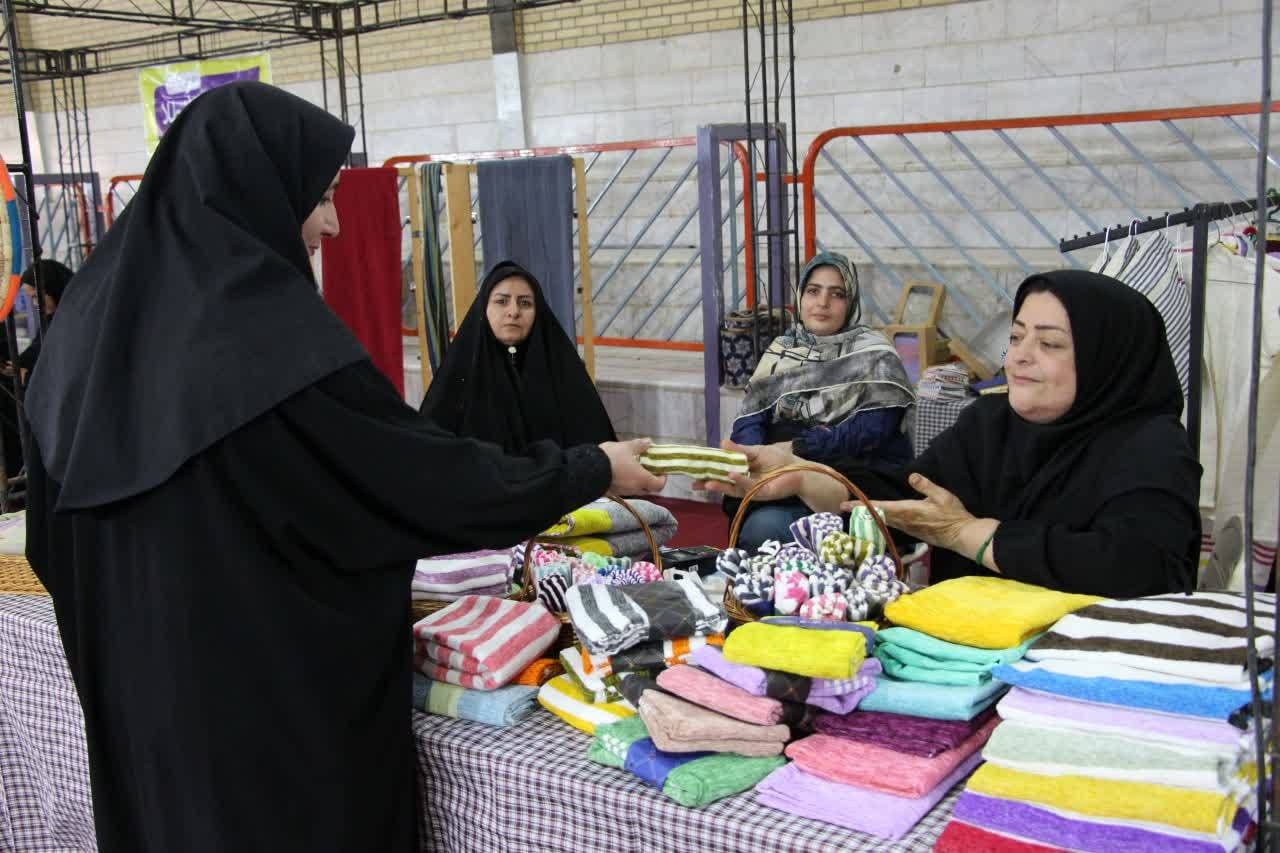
[656,664,784,725]
[785,714,998,798]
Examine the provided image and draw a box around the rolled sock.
[774,570,810,616]
[790,512,843,553]
[800,592,849,622]
[734,572,775,617]
[818,532,860,568]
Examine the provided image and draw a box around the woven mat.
[0,554,46,595]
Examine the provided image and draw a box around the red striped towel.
[412,596,561,691]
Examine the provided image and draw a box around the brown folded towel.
[638,690,789,756]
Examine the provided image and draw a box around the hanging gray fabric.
[419,163,451,373]
[476,155,577,339]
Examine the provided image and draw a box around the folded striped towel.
[637,444,749,483]
[581,634,724,678]
[567,578,727,656]
[991,660,1267,721]
[1025,592,1277,684]
[413,596,560,691]
[412,674,538,727]
[537,674,635,735]
[411,550,511,601]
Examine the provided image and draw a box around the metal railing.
[799,102,1276,352]
[384,135,755,351]
[19,173,101,268]
[105,173,142,227]
[101,102,1272,359]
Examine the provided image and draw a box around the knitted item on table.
[798,592,849,622]
[533,562,573,586]
[847,505,888,559]
[637,444,749,483]
[773,556,821,579]
[716,548,750,578]
[583,552,628,569]
[843,583,870,621]
[790,512,843,553]
[511,542,582,574]
[756,539,783,559]
[606,562,662,586]
[807,565,852,597]
[774,570,810,615]
[857,555,908,614]
[774,542,817,566]
[818,532,860,568]
[732,572,775,617]
[536,573,571,612]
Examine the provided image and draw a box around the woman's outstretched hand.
[600,438,667,495]
[863,473,978,552]
[692,440,801,500]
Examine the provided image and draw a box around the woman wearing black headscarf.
[701,270,1201,598]
[23,82,662,853]
[421,260,616,452]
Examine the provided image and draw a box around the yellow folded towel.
[884,577,1103,650]
[721,622,865,680]
[967,763,1241,837]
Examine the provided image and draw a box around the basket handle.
[521,494,665,597]
[726,463,904,581]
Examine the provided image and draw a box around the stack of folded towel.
[410,596,562,726]
[857,577,1101,722]
[753,577,1098,840]
[934,590,1273,852]
[537,497,678,560]
[411,549,511,602]
[538,578,729,734]
[587,715,785,808]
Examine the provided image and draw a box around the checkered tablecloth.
[0,595,957,852]
[912,395,978,458]
[413,711,955,852]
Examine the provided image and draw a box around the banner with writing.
[139,54,272,154]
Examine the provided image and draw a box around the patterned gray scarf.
[735,252,915,427]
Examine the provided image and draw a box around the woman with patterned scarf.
[724,251,915,551]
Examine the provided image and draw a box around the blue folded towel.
[623,738,710,788]
[991,663,1270,722]
[412,674,540,726]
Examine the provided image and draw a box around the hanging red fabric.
[321,167,404,395]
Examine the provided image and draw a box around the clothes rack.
[1059,199,1267,460]
[1068,200,1279,846]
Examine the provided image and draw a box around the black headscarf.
[893,269,1201,593]
[420,260,616,453]
[946,270,1187,517]
[21,259,74,304]
[26,82,366,509]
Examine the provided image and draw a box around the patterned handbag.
[719,306,790,388]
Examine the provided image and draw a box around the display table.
[0,595,956,852]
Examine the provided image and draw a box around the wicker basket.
[517,494,664,653]
[0,554,47,596]
[723,463,903,625]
